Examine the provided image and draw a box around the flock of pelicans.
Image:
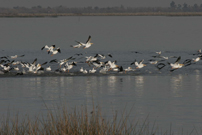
[0,35,202,76]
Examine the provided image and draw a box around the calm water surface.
[0,16,202,51]
[1,74,202,133]
[0,16,202,133]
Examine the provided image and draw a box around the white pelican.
[58,59,66,67]
[14,66,19,71]
[28,65,35,72]
[41,45,55,51]
[0,64,11,71]
[112,68,119,71]
[160,56,169,60]
[83,36,93,49]
[42,45,55,54]
[99,66,109,74]
[106,60,119,70]
[89,68,96,73]
[108,53,113,58]
[46,66,51,71]
[12,61,21,65]
[156,51,161,55]
[70,43,83,48]
[80,67,84,73]
[10,55,18,59]
[85,56,97,66]
[168,56,184,69]
[61,67,67,72]
[92,60,104,69]
[66,62,77,72]
[124,67,134,72]
[149,60,158,65]
[10,54,24,59]
[135,60,146,69]
[86,56,97,63]
[76,36,93,49]
[83,69,88,74]
[192,57,200,62]
[36,64,42,71]
[95,54,105,59]
[51,48,61,56]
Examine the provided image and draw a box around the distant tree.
[4,4,202,14]
[120,5,124,9]
[177,4,182,10]
[94,6,99,10]
[182,3,188,11]
[193,4,198,11]
[194,4,198,8]
[37,5,42,9]
[46,7,52,13]
[170,1,176,9]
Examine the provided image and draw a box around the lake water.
[0,16,202,134]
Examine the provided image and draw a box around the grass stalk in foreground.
[0,104,200,135]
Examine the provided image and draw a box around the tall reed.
[0,103,199,135]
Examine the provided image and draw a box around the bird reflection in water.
[195,70,200,91]
[170,75,183,97]
[108,76,119,92]
[134,76,145,97]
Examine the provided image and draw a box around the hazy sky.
[1,0,202,8]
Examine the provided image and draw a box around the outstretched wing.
[139,59,144,64]
[57,48,61,53]
[156,63,166,70]
[19,55,25,57]
[86,35,91,43]
[175,56,181,64]
[41,46,45,50]
[32,58,37,65]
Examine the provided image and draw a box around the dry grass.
[0,103,200,135]
[0,104,156,135]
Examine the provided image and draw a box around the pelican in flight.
[41,45,55,54]
[50,48,61,56]
[192,57,200,62]
[105,60,119,70]
[135,60,146,69]
[156,51,161,55]
[76,35,93,49]
[10,54,25,59]
[168,56,184,70]
[66,62,77,72]
[70,43,83,48]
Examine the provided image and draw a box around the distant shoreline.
[1,12,202,17]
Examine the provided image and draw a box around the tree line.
[1,1,202,14]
